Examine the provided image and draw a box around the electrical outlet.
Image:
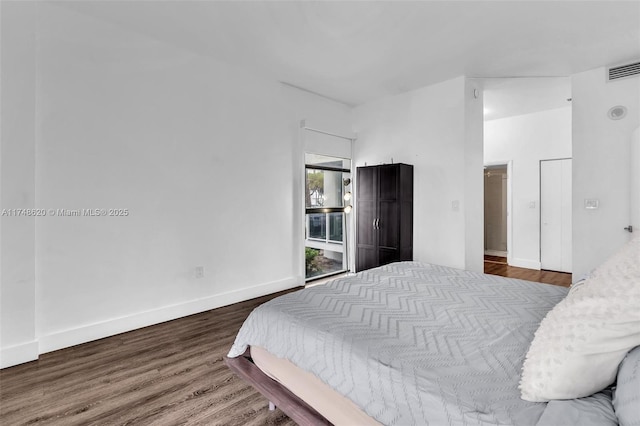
[195,266,204,279]
[584,199,599,210]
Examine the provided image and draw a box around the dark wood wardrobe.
[355,163,413,272]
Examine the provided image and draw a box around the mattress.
[228,262,613,425]
[252,345,380,425]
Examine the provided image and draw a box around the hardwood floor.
[484,255,572,287]
[0,291,298,426]
[1,262,570,426]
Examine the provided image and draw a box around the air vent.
[608,61,640,81]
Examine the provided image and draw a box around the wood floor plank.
[483,256,572,287]
[1,263,570,425]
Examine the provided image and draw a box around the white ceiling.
[61,1,640,108]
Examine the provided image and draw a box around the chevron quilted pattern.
[228,262,569,425]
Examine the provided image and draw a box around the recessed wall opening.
[484,165,508,258]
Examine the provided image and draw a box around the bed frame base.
[224,348,332,426]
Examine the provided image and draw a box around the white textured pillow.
[520,235,640,402]
[614,346,640,426]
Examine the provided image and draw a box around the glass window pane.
[308,214,326,239]
[306,170,326,207]
[306,169,348,208]
[305,153,350,170]
[328,213,343,242]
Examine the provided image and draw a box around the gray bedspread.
[228,262,613,425]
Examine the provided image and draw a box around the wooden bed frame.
[224,347,332,426]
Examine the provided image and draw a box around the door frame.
[484,160,512,265]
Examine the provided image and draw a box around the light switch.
[529,201,536,209]
[452,200,460,212]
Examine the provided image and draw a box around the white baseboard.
[38,277,300,355]
[510,257,541,270]
[0,340,39,369]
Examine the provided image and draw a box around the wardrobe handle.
[373,219,377,229]
[375,218,380,229]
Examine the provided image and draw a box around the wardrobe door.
[377,165,400,264]
[356,167,378,271]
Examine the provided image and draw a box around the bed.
[225,261,636,425]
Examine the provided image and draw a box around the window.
[304,154,352,280]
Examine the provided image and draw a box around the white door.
[541,159,572,272]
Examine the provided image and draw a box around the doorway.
[483,77,572,273]
[484,164,509,258]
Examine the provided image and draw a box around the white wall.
[632,127,640,230]
[352,77,484,271]
[572,68,640,280]
[1,3,351,368]
[484,107,572,269]
[0,1,39,368]
[464,81,485,272]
